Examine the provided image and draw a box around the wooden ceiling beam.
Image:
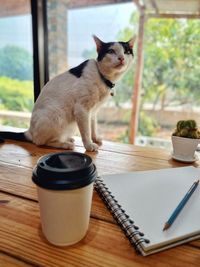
[147,13,200,19]
[133,0,200,18]
[0,0,132,17]
[132,0,145,8]
[132,0,146,13]
[149,0,159,14]
[68,0,131,9]
[0,0,30,18]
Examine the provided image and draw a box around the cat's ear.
[128,36,137,49]
[93,35,104,53]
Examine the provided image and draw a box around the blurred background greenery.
[1,9,200,144]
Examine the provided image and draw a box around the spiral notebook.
[94,166,200,256]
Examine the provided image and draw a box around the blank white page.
[102,166,200,252]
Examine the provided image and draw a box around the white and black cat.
[0,35,135,151]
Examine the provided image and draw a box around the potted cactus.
[171,119,200,162]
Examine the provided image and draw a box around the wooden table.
[1,138,200,267]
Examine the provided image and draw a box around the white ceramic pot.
[171,135,200,161]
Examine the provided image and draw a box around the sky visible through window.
[0,14,32,53]
[68,3,135,67]
[0,3,135,68]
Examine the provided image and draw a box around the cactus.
[172,120,200,139]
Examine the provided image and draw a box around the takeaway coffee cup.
[32,152,97,246]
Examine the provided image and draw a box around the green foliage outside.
[117,14,200,137]
[0,76,33,128]
[118,13,200,107]
[2,118,30,129]
[1,12,200,140]
[142,19,200,108]
[0,46,33,80]
[0,45,33,128]
[0,76,33,112]
[90,13,200,139]
[117,110,158,143]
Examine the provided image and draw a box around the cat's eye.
[107,49,115,54]
[125,50,131,55]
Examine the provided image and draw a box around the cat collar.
[98,72,115,89]
[97,67,115,96]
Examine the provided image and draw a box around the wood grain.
[0,160,114,223]
[0,138,188,165]
[0,144,192,224]
[1,192,200,267]
[0,253,32,267]
[1,138,200,266]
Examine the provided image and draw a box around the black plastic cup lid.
[32,152,97,190]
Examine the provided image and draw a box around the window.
[0,0,33,129]
[2,1,199,149]
[46,1,136,142]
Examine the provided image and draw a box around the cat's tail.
[0,131,31,143]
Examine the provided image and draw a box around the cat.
[0,35,135,151]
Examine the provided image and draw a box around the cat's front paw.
[67,137,75,143]
[92,136,103,146]
[63,141,75,150]
[85,142,99,152]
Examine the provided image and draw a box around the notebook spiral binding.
[94,177,150,253]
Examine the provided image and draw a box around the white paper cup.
[32,152,97,246]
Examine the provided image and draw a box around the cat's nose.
[118,56,125,63]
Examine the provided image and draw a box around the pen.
[163,179,199,231]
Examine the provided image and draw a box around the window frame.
[31,0,49,102]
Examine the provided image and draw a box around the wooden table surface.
[1,138,200,267]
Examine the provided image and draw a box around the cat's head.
[93,35,136,76]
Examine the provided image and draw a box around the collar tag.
[110,89,114,96]
[96,64,115,90]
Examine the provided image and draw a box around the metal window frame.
[31,0,49,102]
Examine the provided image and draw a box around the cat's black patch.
[69,60,89,78]
[119,42,133,56]
[97,42,114,61]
